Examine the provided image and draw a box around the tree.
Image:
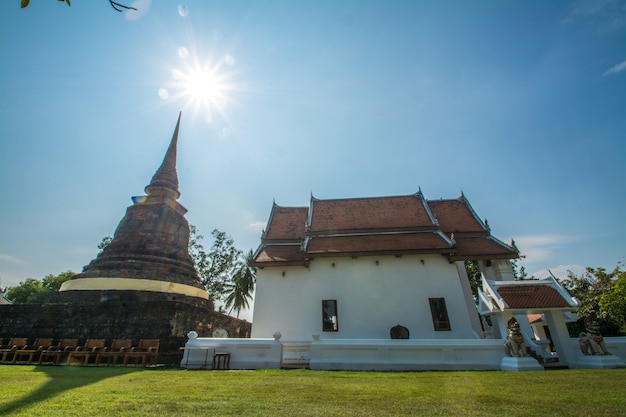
[598,268,626,331]
[5,271,74,303]
[5,278,44,303]
[188,226,243,303]
[464,260,482,301]
[41,270,75,292]
[224,250,256,318]
[560,263,625,335]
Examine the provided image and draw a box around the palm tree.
[224,250,256,318]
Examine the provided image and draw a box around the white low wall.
[282,341,312,368]
[568,336,626,369]
[604,337,626,359]
[181,338,283,370]
[309,339,505,371]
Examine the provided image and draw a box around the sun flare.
[163,49,238,125]
[181,66,222,108]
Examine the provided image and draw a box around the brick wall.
[0,296,251,366]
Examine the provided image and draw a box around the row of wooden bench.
[0,338,160,366]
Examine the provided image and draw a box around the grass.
[1,366,625,416]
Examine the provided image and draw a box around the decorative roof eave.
[301,229,455,253]
[304,225,441,237]
[303,247,456,258]
[249,242,309,268]
[457,192,490,231]
[260,201,307,242]
[306,193,318,230]
[249,259,310,268]
[479,275,508,312]
[487,235,519,255]
[260,200,280,241]
[414,189,440,226]
[448,252,517,262]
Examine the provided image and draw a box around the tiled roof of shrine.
[497,285,572,308]
[479,277,580,312]
[251,190,518,266]
[263,205,308,241]
[427,196,488,235]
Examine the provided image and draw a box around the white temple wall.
[251,254,480,342]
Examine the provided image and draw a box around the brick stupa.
[56,112,209,305]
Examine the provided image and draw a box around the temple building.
[250,191,517,342]
[231,191,623,370]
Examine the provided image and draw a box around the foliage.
[224,250,256,317]
[5,271,74,303]
[97,236,112,253]
[511,256,532,280]
[188,226,243,303]
[560,263,626,335]
[1,367,626,417]
[20,0,137,12]
[464,260,482,300]
[599,272,626,329]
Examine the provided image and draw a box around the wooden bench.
[0,338,28,363]
[123,339,160,366]
[39,339,79,365]
[96,339,133,366]
[67,339,106,366]
[12,338,55,364]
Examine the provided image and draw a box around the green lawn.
[1,366,625,416]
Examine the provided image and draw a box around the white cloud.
[510,234,579,263]
[0,254,26,265]
[564,0,626,31]
[530,264,587,280]
[603,60,626,76]
[248,221,266,233]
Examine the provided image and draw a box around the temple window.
[322,300,339,332]
[429,298,451,331]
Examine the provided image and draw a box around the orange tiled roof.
[253,244,306,266]
[251,191,518,266]
[428,198,487,235]
[309,194,436,233]
[450,236,517,260]
[497,285,571,309]
[264,205,308,241]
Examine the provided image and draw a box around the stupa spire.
[145,112,182,200]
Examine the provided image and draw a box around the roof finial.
[145,112,182,200]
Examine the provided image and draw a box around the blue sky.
[1,0,625,297]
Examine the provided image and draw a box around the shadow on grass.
[0,365,140,415]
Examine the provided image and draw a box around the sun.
[179,65,223,110]
[163,48,238,125]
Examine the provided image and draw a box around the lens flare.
[166,50,239,125]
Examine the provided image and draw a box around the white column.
[543,310,577,367]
